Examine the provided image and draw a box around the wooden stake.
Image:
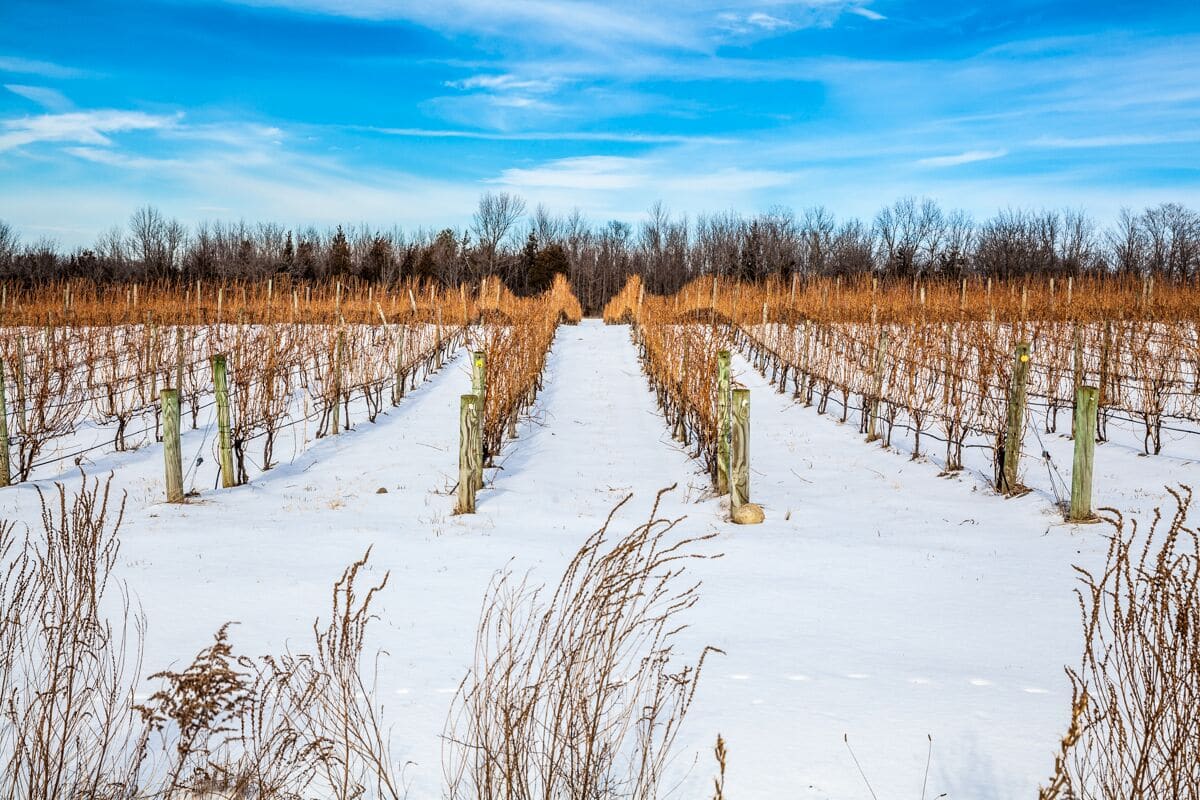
[332,329,345,434]
[392,325,408,405]
[13,334,26,441]
[1069,385,1098,521]
[1000,342,1031,494]
[1071,324,1083,438]
[716,350,731,493]
[731,387,750,508]
[1098,320,1112,441]
[0,359,10,487]
[456,394,480,514]
[161,388,184,503]
[211,354,236,488]
[175,326,185,392]
[866,328,888,443]
[472,351,486,480]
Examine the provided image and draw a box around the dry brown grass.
[443,487,722,800]
[1041,486,1200,798]
[0,473,405,799]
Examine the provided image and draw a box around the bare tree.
[472,192,527,277]
[0,220,18,276]
[1107,207,1146,276]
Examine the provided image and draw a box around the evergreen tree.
[281,231,294,272]
[329,225,352,276]
[530,243,570,293]
[519,231,538,293]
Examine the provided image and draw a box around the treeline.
[2,194,1199,313]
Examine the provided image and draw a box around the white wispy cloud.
[716,11,799,34]
[489,153,796,207]
[63,146,181,170]
[226,0,881,54]
[0,55,85,78]
[0,110,180,152]
[4,84,73,111]
[848,6,886,21]
[227,0,691,51]
[365,126,736,144]
[916,149,1008,167]
[1028,133,1200,149]
[445,73,560,93]
[493,156,648,190]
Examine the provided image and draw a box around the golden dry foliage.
[0,275,478,327]
[605,274,1200,495]
[468,274,581,460]
[0,275,581,484]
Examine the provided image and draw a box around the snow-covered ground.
[1,318,1192,797]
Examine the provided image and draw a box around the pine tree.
[329,225,351,276]
[281,230,294,271]
[530,243,570,293]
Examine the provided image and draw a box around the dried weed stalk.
[443,486,722,800]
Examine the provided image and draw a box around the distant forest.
[2,193,1198,314]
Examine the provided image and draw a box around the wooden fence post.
[392,325,407,405]
[161,388,184,503]
[211,354,236,488]
[1070,324,1083,438]
[731,388,750,508]
[0,359,9,487]
[472,351,486,481]
[15,333,27,440]
[716,350,731,493]
[730,387,763,524]
[175,326,185,392]
[1000,342,1031,495]
[1069,385,1098,521]
[866,328,888,443]
[333,329,345,434]
[457,394,480,514]
[436,308,444,367]
[1097,320,1112,441]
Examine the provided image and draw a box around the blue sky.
[1,0,1199,246]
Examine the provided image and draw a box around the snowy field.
[1,318,1191,798]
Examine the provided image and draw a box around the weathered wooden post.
[716,350,731,493]
[866,328,888,443]
[392,325,408,405]
[456,394,480,513]
[1098,320,1112,441]
[211,354,236,488]
[729,387,763,523]
[731,388,750,508]
[0,359,10,487]
[1000,342,1031,495]
[471,351,486,482]
[332,328,346,434]
[1069,385,1098,521]
[14,333,27,441]
[161,388,184,503]
[175,326,185,392]
[1071,324,1083,438]
[436,308,445,367]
